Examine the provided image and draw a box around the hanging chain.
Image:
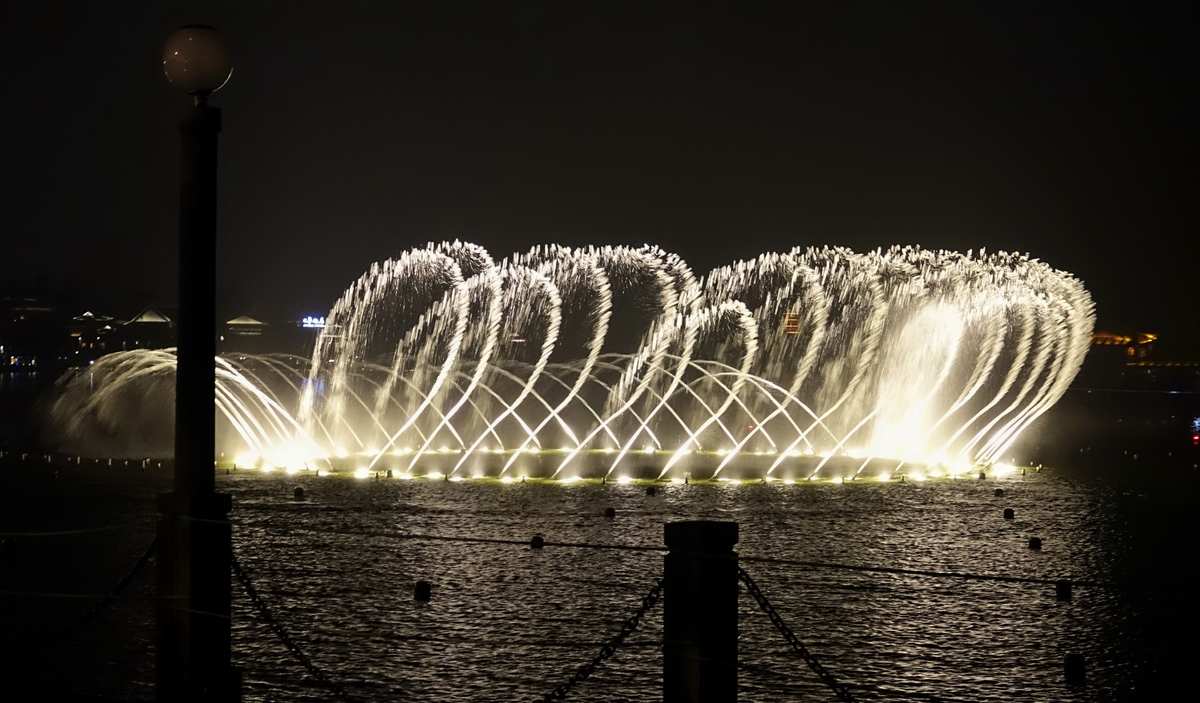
[738,565,855,702]
[231,552,353,702]
[542,577,664,701]
[44,534,158,643]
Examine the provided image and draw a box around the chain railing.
[542,576,664,701]
[230,551,354,702]
[738,565,855,702]
[37,534,159,644]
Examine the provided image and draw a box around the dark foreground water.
[2,457,1197,702]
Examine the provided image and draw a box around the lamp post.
[157,25,239,702]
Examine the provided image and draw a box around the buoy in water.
[1003,508,1015,520]
[604,507,616,520]
[993,488,1004,497]
[530,534,545,550]
[1056,580,1073,601]
[645,486,658,497]
[1029,536,1043,550]
[293,486,306,501]
[386,469,393,478]
[414,580,432,602]
[978,471,986,480]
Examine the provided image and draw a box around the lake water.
[4,458,1195,702]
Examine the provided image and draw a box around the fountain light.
[669,477,685,485]
[561,475,581,484]
[233,452,258,468]
[500,475,514,484]
[449,475,465,482]
[909,471,927,482]
[58,243,1094,483]
[877,472,891,482]
[783,478,796,485]
[616,474,633,485]
[353,467,369,479]
[426,470,445,480]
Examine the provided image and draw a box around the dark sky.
[4,2,1196,349]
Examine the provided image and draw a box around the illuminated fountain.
[49,242,1094,482]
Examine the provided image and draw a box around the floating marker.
[1055,580,1072,601]
[1029,536,1042,550]
[293,486,306,501]
[1003,508,1015,520]
[530,534,545,550]
[414,580,432,602]
[994,488,1004,497]
[604,507,616,520]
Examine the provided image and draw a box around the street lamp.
[157,24,239,702]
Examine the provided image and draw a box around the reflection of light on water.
[354,467,369,479]
[783,478,796,485]
[669,477,684,485]
[877,472,891,482]
[426,471,445,481]
[561,475,581,484]
[616,475,633,485]
[499,475,514,484]
[993,463,1017,477]
[449,475,465,482]
[909,471,926,482]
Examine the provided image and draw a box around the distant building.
[1079,331,1198,392]
[64,311,119,366]
[1091,331,1157,361]
[221,315,269,353]
[112,307,177,351]
[0,293,61,371]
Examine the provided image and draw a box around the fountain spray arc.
[51,242,1095,481]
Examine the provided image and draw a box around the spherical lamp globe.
[162,25,232,97]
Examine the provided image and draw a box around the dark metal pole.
[155,97,239,702]
[663,520,739,703]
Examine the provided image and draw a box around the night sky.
[4,2,1196,349]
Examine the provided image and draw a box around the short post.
[663,520,738,703]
